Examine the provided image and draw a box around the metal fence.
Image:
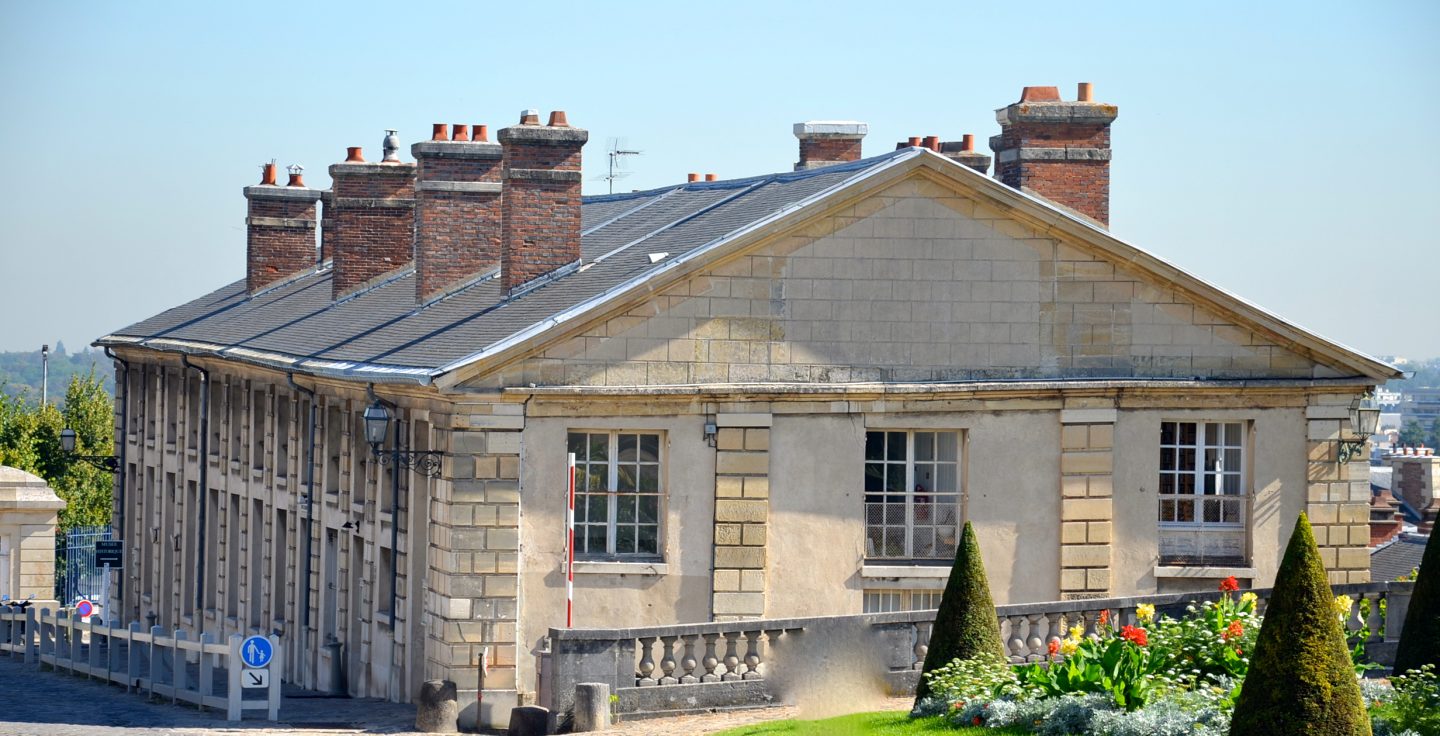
[56,526,113,605]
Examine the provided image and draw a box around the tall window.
[863,589,944,613]
[1158,421,1247,566]
[865,430,960,560]
[567,431,663,559]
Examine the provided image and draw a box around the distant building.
[1398,387,1440,434]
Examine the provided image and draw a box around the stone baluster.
[742,630,763,680]
[1025,614,1043,662]
[1365,594,1384,644]
[913,621,932,669]
[701,633,721,683]
[763,629,785,677]
[658,635,679,685]
[679,634,700,684]
[721,631,742,681]
[1034,614,1055,659]
[1006,616,1025,664]
[637,636,658,687]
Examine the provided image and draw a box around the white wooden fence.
[0,605,281,722]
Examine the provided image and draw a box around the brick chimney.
[412,123,504,302]
[938,134,991,175]
[498,110,588,293]
[245,162,322,293]
[328,133,417,299]
[990,83,1118,227]
[793,121,867,170]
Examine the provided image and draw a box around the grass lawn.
[711,711,1029,735]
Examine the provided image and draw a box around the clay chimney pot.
[1077,82,1094,102]
[345,147,365,163]
[519,109,540,125]
[705,173,717,182]
[687,173,700,183]
[1019,86,1062,103]
[961,134,975,152]
[474,125,489,142]
[452,124,470,142]
[548,110,570,127]
[431,123,448,141]
[260,161,278,186]
[923,135,940,151]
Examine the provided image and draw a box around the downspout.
[103,347,129,617]
[287,372,317,687]
[180,355,209,640]
[365,385,402,626]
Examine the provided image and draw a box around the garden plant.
[913,521,1006,705]
[1393,528,1437,675]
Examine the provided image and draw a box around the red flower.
[1222,620,1244,641]
[1048,639,1060,656]
[1120,625,1149,646]
[1236,648,1244,656]
[973,716,983,726]
[1098,609,1111,626]
[1219,576,1240,594]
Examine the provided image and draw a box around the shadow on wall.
[765,616,894,719]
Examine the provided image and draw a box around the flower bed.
[913,577,1439,736]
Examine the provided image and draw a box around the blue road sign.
[240,635,273,669]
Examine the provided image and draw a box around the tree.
[1393,529,1439,674]
[1398,420,1426,448]
[1430,418,1440,449]
[1229,513,1370,735]
[0,370,114,530]
[912,520,1006,705]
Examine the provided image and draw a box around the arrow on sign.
[247,671,263,686]
[242,668,270,688]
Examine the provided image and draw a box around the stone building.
[0,466,64,606]
[96,85,1397,727]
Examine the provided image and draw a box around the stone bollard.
[507,705,553,736]
[414,679,459,733]
[572,682,611,732]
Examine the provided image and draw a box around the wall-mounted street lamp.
[59,428,120,472]
[363,402,442,478]
[1336,396,1381,464]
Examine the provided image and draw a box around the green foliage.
[1368,664,1440,736]
[913,521,1005,704]
[0,371,115,530]
[713,710,1007,735]
[1229,513,1371,735]
[0,346,115,401]
[1394,529,1440,675]
[1147,591,1261,687]
[920,653,1024,708]
[1399,420,1428,448]
[1018,621,1162,710]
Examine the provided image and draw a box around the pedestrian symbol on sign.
[240,635,273,669]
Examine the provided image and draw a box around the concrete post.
[572,682,611,732]
[414,679,459,733]
[507,705,553,736]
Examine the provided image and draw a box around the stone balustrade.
[541,581,1413,724]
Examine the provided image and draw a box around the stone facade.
[0,466,64,606]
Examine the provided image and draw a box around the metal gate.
[56,526,113,605]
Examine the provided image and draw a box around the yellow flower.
[1060,638,1079,656]
[1334,595,1353,621]
[1069,623,1085,640]
[1135,604,1155,624]
[1240,592,1258,606]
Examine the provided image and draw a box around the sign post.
[229,634,281,722]
[94,540,123,620]
[566,452,576,628]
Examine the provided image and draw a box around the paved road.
[0,652,423,735]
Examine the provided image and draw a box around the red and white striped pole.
[566,452,576,628]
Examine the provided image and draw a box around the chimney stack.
[412,122,504,303]
[793,121,867,171]
[328,133,418,299]
[245,160,322,294]
[938,134,992,174]
[498,109,588,293]
[990,82,1118,227]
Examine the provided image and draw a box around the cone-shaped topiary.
[1229,513,1370,735]
[912,520,1006,706]
[1393,528,1439,674]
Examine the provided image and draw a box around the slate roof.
[1370,532,1427,582]
[100,150,918,383]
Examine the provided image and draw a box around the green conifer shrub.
[912,520,1006,706]
[1229,513,1370,735]
[1393,528,1438,674]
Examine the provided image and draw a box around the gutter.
[287,372,318,688]
[102,347,129,617]
[179,354,209,641]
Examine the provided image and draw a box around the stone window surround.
[1156,418,1253,568]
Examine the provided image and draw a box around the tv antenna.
[602,138,642,194]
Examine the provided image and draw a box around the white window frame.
[1157,420,1250,566]
[864,430,961,561]
[863,588,945,613]
[567,430,664,561]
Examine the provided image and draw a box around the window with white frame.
[567,431,663,559]
[1158,421,1247,565]
[864,430,960,560]
[863,589,944,613]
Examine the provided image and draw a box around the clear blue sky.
[2,1,1436,360]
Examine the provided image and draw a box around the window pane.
[936,464,957,493]
[1203,499,1221,523]
[639,465,659,492]
[1206,424,1220,445]
[616,525,636,554]
[865,465,883,494]
[585,524,607,553]
[1160,447,1175,471]
[639,434,659,461]
[887,432,906,461]
[1205,448,1220,471]
[1179,423,1196,445]
[618,434,638,461]
[1176,500,1194,522]
[617,466,636,492]
[1159,499,1175,522]
[1203,474,1216,494]
[938,432,958,462]
[1178,448,1195,471]
[567,433,584,457]
[589,434,608,462]
[586,495,608,522]
[1223,474,1241,495]
[639,495,658,525]
[915,432,935,461]
[886,464,904,493]
[1224,449,1241,472]
[1178,474,1195,495]
[637,525,658,555]
[1159,474,1175,495]
[1225,423,1242,445]
[865,432,884,461]
[1161,422,1176,445]
[617,495,636,523]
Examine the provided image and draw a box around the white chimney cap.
[794,121,868,138]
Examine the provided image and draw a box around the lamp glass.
[1355,406,1381,437]
[60,428,76,453]
[362,403,390,446]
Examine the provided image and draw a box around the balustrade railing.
[541,581,1413,722]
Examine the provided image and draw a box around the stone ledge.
[1153,565,1258,579]
[245,216,316,229]
[573,561,668,576]
[860,565,951,579]
[996,102,1118,126]
[417,181,502,194]
[243,185,324,201]
[793,121,868,138]
[997,147,1112,164]
[504,168,583,182]
[329,162,417,176]
[411,140,502,159]
[331,196,416,209]
[497,125,589,145]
